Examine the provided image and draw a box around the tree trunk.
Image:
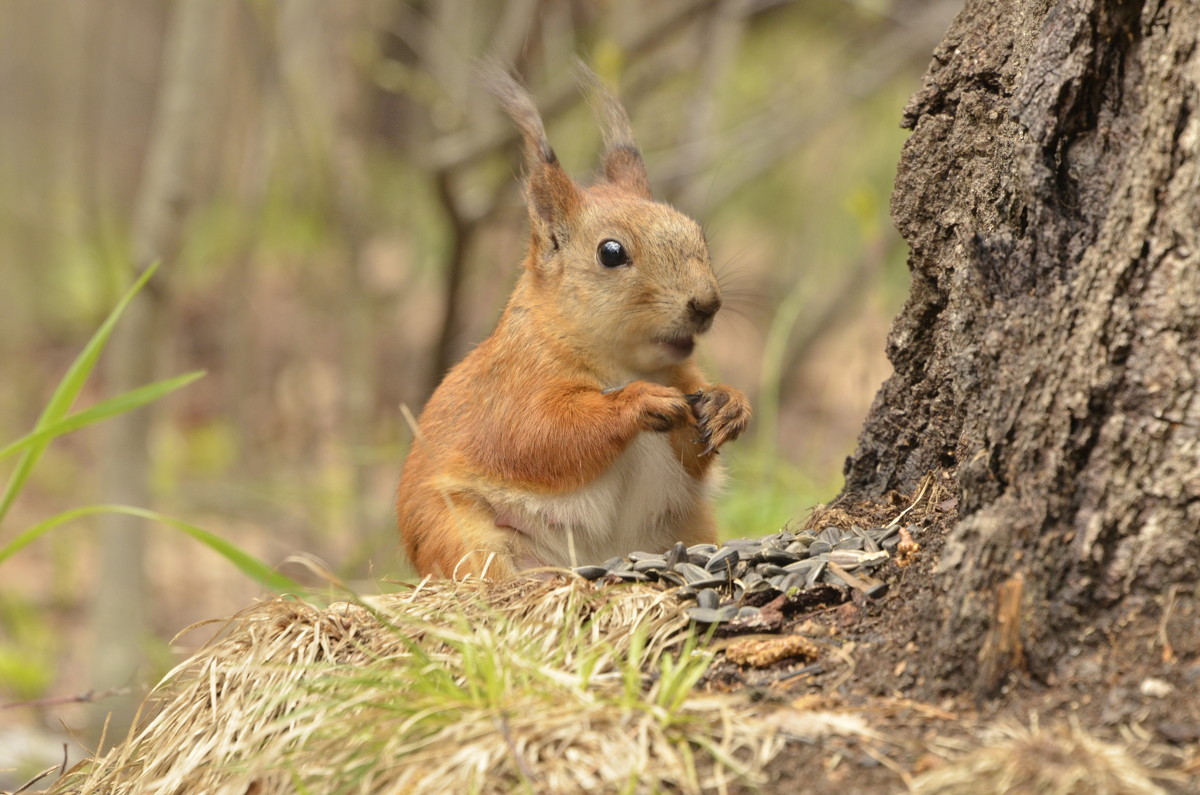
[90,0,217,737]
[841,0,1200,696]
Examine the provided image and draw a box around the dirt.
[695,488,1200,793]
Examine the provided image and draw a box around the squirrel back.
[397,69,751,579]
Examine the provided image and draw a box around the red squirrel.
[397,69,751,579]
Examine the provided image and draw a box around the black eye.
[597,239,629,268]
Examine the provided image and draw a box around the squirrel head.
[484,67,722,380]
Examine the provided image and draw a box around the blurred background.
[0,0,959,784]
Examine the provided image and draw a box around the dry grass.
[911,718,1186,795]
[26,571,1193,794]
[49,577,813,794]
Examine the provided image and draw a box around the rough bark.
[842,0,1200,693]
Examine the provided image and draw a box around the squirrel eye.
[597,239,629,268]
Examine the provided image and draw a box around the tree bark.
[841,0,1200,694]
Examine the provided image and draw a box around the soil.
[695,487,1200,793]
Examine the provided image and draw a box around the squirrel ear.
[480,65,582,258]
[525,152,582,255]
[578,64,652,199]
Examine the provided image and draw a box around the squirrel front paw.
[687,385,751,455]
[621,381,693,432]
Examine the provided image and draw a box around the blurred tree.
[89,0,220,735]
[0,0,965,755]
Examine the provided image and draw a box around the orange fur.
[397,69,750,579]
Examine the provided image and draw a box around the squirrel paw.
[688,385,751,456]
[624,381,692,432]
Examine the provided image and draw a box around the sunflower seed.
[674,562,711,582]
[574,565,608,580]
[756,549,799,566]
[778,572,805,592]
[705,547,740,574]
[664,541,688,568]
[783,558,819,574]
[657,570,686,587]
[864,582,890,598]
[633,557,668,573]
[828,550,863,570]
[580,517,897,619]
[685,606,738,624]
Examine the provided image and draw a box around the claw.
[688,384,749,456]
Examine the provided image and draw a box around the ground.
[694,484,1200,792]
[16,481,1198,794]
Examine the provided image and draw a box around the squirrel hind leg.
[450,549,518,581]
[672,500,720,548]
[418,496,522,581]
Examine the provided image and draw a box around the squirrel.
[397,68,751,579]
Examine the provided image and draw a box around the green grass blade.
[0,504,303,594]
[32,262,159,426]
[0,263,160,527]
[0,371,205,462]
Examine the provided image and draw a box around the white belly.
[496,432,711,567]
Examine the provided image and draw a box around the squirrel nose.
[687,295,722,325]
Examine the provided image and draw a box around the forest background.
[0,0,959,782]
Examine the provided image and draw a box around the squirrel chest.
[489,430,715,569]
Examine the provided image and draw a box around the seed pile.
[575,525,905,625]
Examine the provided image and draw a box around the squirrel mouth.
[660,336,696,358]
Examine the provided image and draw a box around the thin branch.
[429,0,725,170]
[666,0,751,212]
[664,0,960,207]
[487,0,540,66]
[428,169,475,396]
[2,686,133,711]
[778,237,890,388]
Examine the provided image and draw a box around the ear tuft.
[478,62,582,260]
[477,63,554,170]
[576,62,652,199]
